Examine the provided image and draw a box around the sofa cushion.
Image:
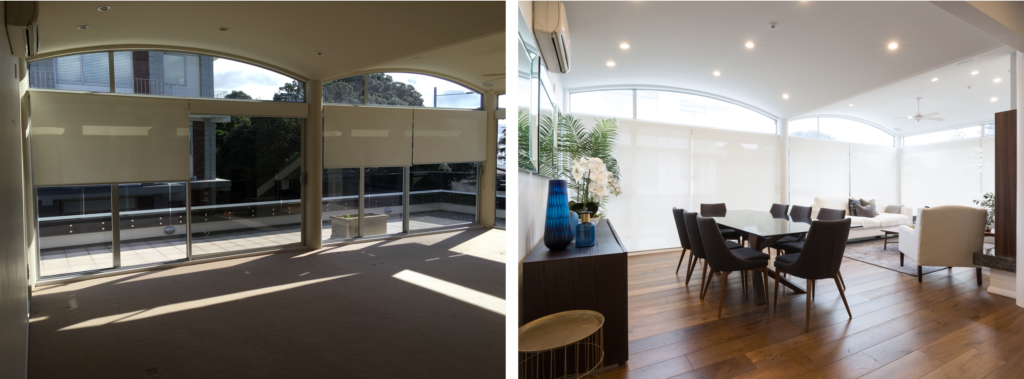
[849,199,862,216]
[885,204,903,214]
[848,213,911,228]
[860,198,876,209]
[855,203,876,218]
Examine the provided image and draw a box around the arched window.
[323,72,481,109]
[569,89,776,134]
[789,117,894,147]
[29,51,304,101]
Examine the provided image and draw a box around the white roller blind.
[576,115,691,252]
[850,143,898,209]
[30,90,190,186]
[189,98,308,118]
[412,108,487,164]
[692,127,778,212]
[982,136,995,195]
[789,137,849,208]
[323,105,412,168]
[903,139,982,211]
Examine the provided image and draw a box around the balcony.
[38,191,477,278]
[29,71,229,98]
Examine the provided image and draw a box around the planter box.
[330,213,389,239]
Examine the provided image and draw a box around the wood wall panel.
[994,109,1016,258]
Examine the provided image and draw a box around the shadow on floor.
[28,228,505,378]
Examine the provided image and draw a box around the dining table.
[699,209,861,305]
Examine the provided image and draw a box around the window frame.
[567,86,779,135]
[903,122,995,147]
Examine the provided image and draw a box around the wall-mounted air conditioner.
[533,1,570,74]
[6,1,40,58]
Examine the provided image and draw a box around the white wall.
[0,2,30,375]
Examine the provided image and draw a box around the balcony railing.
[29,71,228,98]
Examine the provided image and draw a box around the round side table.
[519,310,605,379]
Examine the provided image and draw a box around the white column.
[1017,51,1023,308]
[304,80,323,249]
[779,119,788,204]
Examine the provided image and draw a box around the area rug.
[842,237,948,276]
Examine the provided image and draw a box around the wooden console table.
[522,219,628,367]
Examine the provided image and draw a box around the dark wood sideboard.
[521,219,629,367]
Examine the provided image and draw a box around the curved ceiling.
[560,1,1004,120]
[36,1,504,91]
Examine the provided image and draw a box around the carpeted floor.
[28,229,505,379]
[843,237,949,276]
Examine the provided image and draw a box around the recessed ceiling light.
[971,71,979,75]
[745,42,754,48]
[97,5,111,11]
[606,61,616,67]
[219,27,229,32]
[849,104,854,107]
[888,42,898,50]
[482,82,494,88]
[931,78,939,82]
[907,115,913,119]
[620,43,630,49]
[315,51,324,56]
[991,97,998,102]
[77,25,89,30]
[782,94,789,99]
[713,71,721,76]
[993,78,1002,83]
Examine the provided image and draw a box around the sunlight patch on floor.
[447,229,505,263]
[58,273,357,331]
[393,269,504,315]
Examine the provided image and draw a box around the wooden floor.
[602,250,1023,379]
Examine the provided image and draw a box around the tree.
[322,73,424,106]
[224,90,252,100]
[273,81,305,102]
[497,125,506,166]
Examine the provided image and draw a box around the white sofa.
[812,197,913,240]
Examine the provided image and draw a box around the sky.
[212,58,480,108]
[213,58,293,100]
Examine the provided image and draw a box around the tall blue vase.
[544,180,574,250]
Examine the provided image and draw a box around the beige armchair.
[898,205,987,283]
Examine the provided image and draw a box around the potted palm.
[973,192,994,231]
[558,114,623,218]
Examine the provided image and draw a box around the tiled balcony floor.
[39,210,475,278]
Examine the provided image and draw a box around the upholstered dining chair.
[769,203,789,218]
[695,216,771,318]
[775,207,848,289]
[683,211,763,299]
[898,205,987,284]
[673,208,740,281]
[700,203,743,245]
[770,205,806,256]
[773,218,853,331]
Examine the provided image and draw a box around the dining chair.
[673,208,741,281]
[695,215,771,318]
[776,207,848,289]
[683,211,761,298]
[769,203,789,218]
[699,203,743,245]
[773,218,853,331]
[768,205,812,256]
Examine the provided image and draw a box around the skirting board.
[987,269,1017,299]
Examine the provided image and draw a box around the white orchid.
[568,156,621,216]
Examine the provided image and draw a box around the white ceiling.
[35,2,504,92]
[559,1,1006,121]
[804,46,1013,135]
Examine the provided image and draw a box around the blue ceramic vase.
[543,180,573,250]
[569,211,580,241]
[576,211,596,248]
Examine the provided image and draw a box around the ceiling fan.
[893,97,944,123]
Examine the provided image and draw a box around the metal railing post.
[111,184,120,268]
[403,166,411,233]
